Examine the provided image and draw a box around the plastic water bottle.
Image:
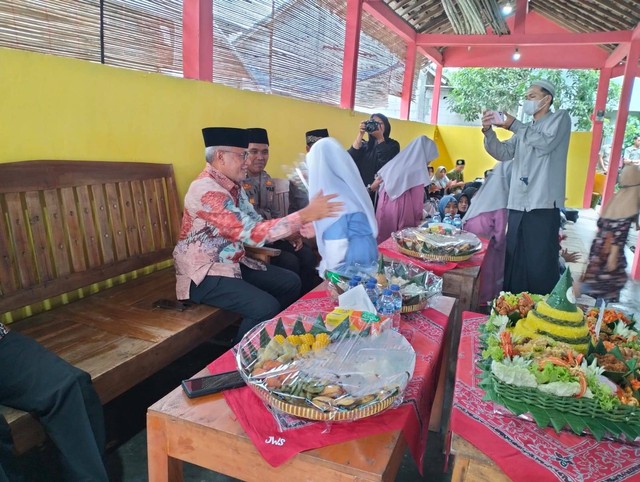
[347,278,359,290]
[352,275,362,285]
[389,284,403,331]
[443,213,453,225]
[365,280,379,309]
[431,213,441,223]
[368,277,381,297]
[378,289,397,331]
[452,214,462,229]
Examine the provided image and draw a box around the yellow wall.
[0,48,438,198]
[438,126,593,207]
[0,47,591,206]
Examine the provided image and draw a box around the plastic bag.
[325,259,442,309]
[235,313,416,422]
[392,226,482,257]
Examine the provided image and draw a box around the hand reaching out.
[299,190,343,224]
[560,248,581,263]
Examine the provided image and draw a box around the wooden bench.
[0,160,240,454]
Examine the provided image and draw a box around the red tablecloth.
[208,288,450,472]
[378,236,487,276]
[450,312,640,482]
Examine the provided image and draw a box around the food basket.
[235,314,416,421]
[325,258,442,313]
[478,290,640,441]
[481,371,640,441]
[391,227,481,262]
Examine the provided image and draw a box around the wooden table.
[147,295,456,482]
[378,240,483,433]
[450,434,511,482]
[441,265,481,315]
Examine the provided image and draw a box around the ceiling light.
[502,4,513,15]
[512,48,521,61]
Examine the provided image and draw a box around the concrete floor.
[12,208,640,481]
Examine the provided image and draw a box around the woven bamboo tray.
[397,245,478,262]
[402,299,429,313]
[483,372,640,441]
[252,385,400,421]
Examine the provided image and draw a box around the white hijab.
[463,161,512,221]
[307,137,378,265]
[377,135,439,200]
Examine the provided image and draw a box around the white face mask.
[523,96,547,116]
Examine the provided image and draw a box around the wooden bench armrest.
[244,245,281,264]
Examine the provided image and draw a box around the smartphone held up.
[488,110,507,125]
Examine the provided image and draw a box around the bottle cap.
[353,275,362,282]
[390,284,400,291]
[348,279,359,287]
[382,289,392,296]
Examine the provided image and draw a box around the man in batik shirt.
[173,127,341,341]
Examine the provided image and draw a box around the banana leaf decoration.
[274,318,287,338]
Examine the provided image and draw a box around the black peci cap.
[305,128,329,146]
[202,127,248,148]
[246,128,270,145]
[456,159,466,166]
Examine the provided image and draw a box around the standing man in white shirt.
[481,79,571,295]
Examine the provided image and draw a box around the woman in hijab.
[579,165,640,302]
[369,136,439,243]
[463,162,511,306]
[431,166,450,198]
[348,113,400,203]
[305,138,379,276]
[438,194,458,219]
[455,186,478,219]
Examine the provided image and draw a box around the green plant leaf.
[548,412,568,433]
[330,319,350,341]
[584,419,607,441]
[259,328,271,349]
[292,318,306,335]
[309,316,328,335]
[528,407,551,428]
[564,413,587,435]
[274,318,287,338]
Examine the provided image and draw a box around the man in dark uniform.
[243,128,323,295]
[0,324,108,481]
[447,159,466,193]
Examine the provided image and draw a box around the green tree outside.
[445,68,621,133]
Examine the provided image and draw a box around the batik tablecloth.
[207,287,450,472]
[450,312,640,482]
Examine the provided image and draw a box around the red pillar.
[182,0,213,81]
[430,64,443,125]
[341,0,363,110]
[400,42,417,120]
[601,39,640,208]
[582,67,611,208]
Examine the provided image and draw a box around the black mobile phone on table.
[181,370,246,398]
